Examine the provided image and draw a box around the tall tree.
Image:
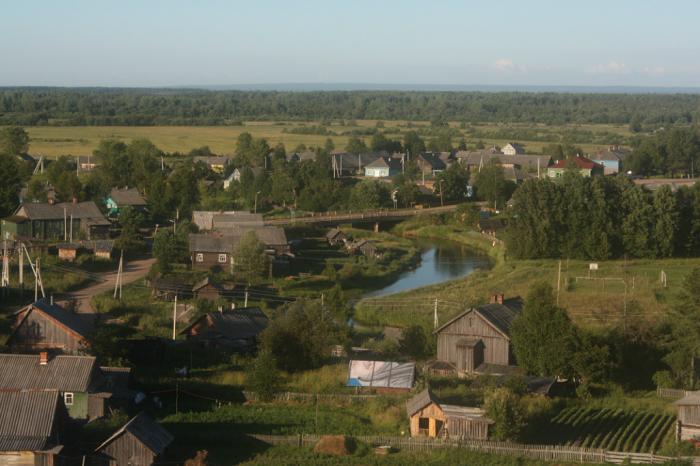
[232,231,269,283]
[0,153,22,217]
[0,127,29,155]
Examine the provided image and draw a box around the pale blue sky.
[2,0,699,87]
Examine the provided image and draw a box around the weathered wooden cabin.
[57,242,80,262]
[192,277,223,301]
[93,413,173,466]
[6,299,91,355]
[675,394,700,441]
[433,294,522,375]
[0,391,69,466]
[180,307,268,351]
[326,228,347,246]
[0,353,111,420]
[406,389,492,439]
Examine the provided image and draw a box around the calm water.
[363,238,491,298]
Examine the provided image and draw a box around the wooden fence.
[657,387,700,400]
[242,391,379,403]
[245,434,680,464]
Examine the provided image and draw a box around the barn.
[93,413,173,466]
[0,391,68,466]
[6,299,91,355]
[406,389,492,439]
[433,294,522,375]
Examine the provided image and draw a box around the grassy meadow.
[20,120,633,157]
[356,222,698,330]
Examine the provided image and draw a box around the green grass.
[356,222,700,329]
[21,121,632,157]
[536,406,675,452]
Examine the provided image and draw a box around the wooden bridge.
[264,204,460,226]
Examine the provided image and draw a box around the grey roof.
[180,307,268,342]
[109,187,146,206]
[96,413,173,455]
[332,152,383,170]
[435,297,523,338]
[15,201,109,225]
[406,388,439,417]
[675,394,700,406]
[194,156,231,166]
[417,153,447,171]
[10,299,91,343]
[455,151,552,171]
[0,354,99,392]
[326,228,346,240]
[365,156,402,170]
[192,276,220,292]
[0,391,62,451]
[189,227,287,252]
[192,210,263,231]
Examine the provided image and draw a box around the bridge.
[263,204,460,226]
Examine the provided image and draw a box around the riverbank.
[357,216,698,330]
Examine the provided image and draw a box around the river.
[363,238,491,298]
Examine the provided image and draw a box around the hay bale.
[313,435,356,456]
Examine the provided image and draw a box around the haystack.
[313,435,356,456]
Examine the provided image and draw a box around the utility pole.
[36,256,44,300]
[114,251,123,299]
[161,155,164,172]
[1,240,8,288]
[23,244,43,300]
[434,298,439,329]
[244,290,249,308]
[172,294,178,340]
[69,214,73,243]
[18,243,23,295]
[556,260,562,305]
[64,208,67,241]
[439,180,444,207]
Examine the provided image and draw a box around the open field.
[356,224,700,329]
[18,121,633,157]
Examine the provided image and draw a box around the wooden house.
[406,389,492,439]
[93,413,173,466]
[326,228,347,246]
[57,242,80,262]
[432,294,522,375]
[149,277,190,301]
[192,277,223,301]
[3,201,110,241]
[0,353,111,420]
[364,156,402,178]
[416,152,448,176]
[105,187,147,216]
[0,391,69,466]
[189,227,289,271]
[193,156,231,173]
[180,307,268,351]
[675,394,700,441]
[502,143,525,155]
[547,156,604,179]
[347,239,379,259]
[7,299,91,355]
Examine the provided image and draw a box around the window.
[218,253,227,263]
[418,417,429,429]
[195,253,204,263]
[64,392,74,406]
[468,318,473,327]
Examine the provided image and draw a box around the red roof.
[551,156,602,170]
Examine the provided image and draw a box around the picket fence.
[245,434,679,465]
[657,387,699,400]
[242,391,378,403]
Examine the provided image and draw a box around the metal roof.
[0,391,61,451]
[434,297,523,338]
[9,299,91,344]
[96,412,173,455]
[180,307,268,342]
[16,201,109,223]
[109,188,146,206]
[189,227,287,253]
[0,354,98,392]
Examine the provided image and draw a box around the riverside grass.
[356,221,700,330]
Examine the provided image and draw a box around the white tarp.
[347,360,415,389]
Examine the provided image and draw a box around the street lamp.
[254,190,262,214]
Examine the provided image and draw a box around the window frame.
[64,392,74,406]
[218,253,227,263]
[195,253,204,263]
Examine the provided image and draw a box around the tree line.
[2,87,700,126]
[506,174,700,260]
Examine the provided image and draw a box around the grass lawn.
[21,121,632,157]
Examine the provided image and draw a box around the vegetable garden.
[544,407,675,452]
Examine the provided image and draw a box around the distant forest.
[1,87,700,126]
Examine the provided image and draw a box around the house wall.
[191,251,231,271]
[98,431,156,466]
[65,391,89,419]
[436,311,510,371]
[9,311,85,355]
[0,451,37,466]
[58,248,77,262]
[678,405,700,426]
[409,402,445,437]
[365,167,389,178]
[194,284,221,301]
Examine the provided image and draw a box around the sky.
[2,0,700,88]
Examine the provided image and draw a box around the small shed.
[149,277,190,301]
[675,394,700,441]
[94,412,173,466]
[348,239,379,259]
[180,307,268,351]
[92,240,114,260]
[406,389,492,440]
[192,277,223,301]
[57,242,81,262]
[326,228,347,246]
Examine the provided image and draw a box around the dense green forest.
[506,175,700,260]
[1,87,700,126]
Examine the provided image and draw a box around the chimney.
[39,351,48,366]
[490,293,505,305]
[72,197,78,205]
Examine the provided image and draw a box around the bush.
[246,351,282,402]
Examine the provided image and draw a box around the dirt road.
[66,257,156,313]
